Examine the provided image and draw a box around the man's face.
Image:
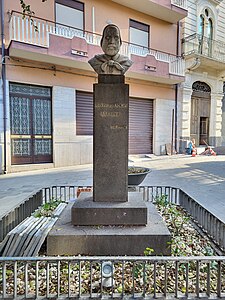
[101,26,121,57]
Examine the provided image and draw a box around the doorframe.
[190,81,211,146]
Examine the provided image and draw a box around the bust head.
[88,24,132,74]
[100,24,122,57]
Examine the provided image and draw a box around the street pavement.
[1,154,225,222]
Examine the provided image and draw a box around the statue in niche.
[88,24,133,75]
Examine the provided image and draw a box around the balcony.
[182,33,225,71]
[8,12,185,84]
[111,0,188,23]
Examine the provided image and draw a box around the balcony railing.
[171,0,188,10]
[182,33,225,63]
[9,11,185,77]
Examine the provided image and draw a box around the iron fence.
[1,186,225,298]
[1,185,225,252]
[0,256,225,299]
[0,190,43,242]
[179,189,225,253]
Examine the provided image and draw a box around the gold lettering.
[110,125,128,130]
[100,111,120,117]
[95,103,127,109]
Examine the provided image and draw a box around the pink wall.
[6,60,175,100]
[5,0,177,55]
[5,0,55,21]
[5,0,178,101]
[83,0,177,55]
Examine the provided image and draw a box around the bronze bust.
[88,24,133,75]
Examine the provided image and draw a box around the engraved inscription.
[111,125,128,130]
[95,103,127,109]
[100,111,120,117]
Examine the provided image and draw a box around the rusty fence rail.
[0,256,225,299]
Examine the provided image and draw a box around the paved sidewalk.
[1,154,225,223]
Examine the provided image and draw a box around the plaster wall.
[217,3,225,43]
[1,0,180,172]
[6,63,175,100]
[1,64,175,173]
[52,86,93,167]
[182,0,225,40]
[4,0,177,55]
[180,0,225,150]
[153,98,175,155]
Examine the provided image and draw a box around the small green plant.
[144,247,154,256]
[33,199,64,217]
[133,263,143,278]
[154,194,169,207]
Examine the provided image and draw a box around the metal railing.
[171,0,188,10]
[179,189,225,253]
[0,186,92,242]
[182,33,225,63]
[0,256,225,299]
[9,11,185,76]
[1,185,225,298]
[1,185,225,252]
[0,190,43,242]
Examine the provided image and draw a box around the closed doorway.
[190,81,211,145]
[10,83,53,165]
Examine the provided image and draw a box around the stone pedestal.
[47,74,171,256]
[48,199,171,256]
[71,192,147,226]
[94,75,128,202]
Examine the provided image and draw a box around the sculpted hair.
[100,24,122,47]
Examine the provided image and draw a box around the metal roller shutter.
[129,97,153,154]
[76,92,153,154]
[76,91,93,135]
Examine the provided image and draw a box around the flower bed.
[1,196,224,297]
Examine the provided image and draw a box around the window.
[129,19,149,48]
[197,8,214,56]
[207,18,213,40]
[55,0,84,31]
[199,15,204,36]
[198,15,204,54]
[198,10,214,39]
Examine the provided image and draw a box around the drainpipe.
[174,21,180,153]
[1,0,7,173]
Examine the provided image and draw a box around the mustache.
[107,44,117,48]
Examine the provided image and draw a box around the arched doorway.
[191,81,211,145]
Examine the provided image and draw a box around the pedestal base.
[47,201,171,256]
[71,192,147,226]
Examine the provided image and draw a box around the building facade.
[0,0,187,173]
[180,0,225,150]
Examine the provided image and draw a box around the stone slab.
[47,201,171,256]
[71,192,147,226]
[93,75,129,202]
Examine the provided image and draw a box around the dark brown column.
[93,75,128,202]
